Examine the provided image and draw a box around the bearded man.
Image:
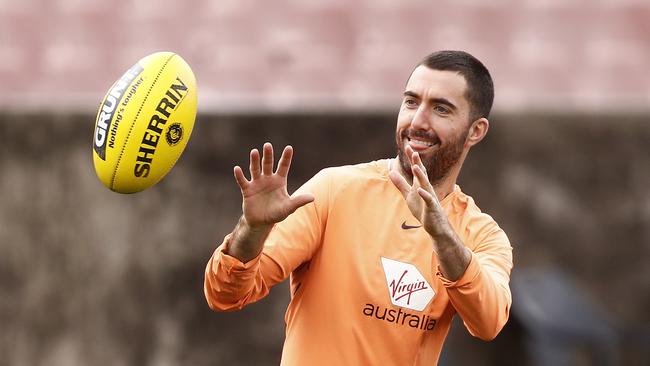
[204,50,513,365]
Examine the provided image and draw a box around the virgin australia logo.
[380,257,435,311]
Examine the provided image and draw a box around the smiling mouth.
[407,137,435,148]
[405,134,440,153]
[400,130,440,152]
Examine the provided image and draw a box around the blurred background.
[1,0,649,365]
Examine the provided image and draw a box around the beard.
[396,128,468,185]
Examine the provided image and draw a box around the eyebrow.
[403,90,458,111]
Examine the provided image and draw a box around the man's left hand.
[388,145,452,239]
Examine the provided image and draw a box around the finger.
[410,150,428,178]
[249,148,261,179]
[287,193,315,213]
[262,142,274,175]
[389,170,411,196]
[412,164,433,192]
[275,145,293,177]
[418,180,442,209]
[417,187,436,206]
[405,145,415,164]
[233,166,250,190]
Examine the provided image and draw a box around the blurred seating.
[512,267,619,366]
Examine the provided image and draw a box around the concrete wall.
[1,112,648,365]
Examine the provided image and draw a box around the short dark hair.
[418,50,494,121]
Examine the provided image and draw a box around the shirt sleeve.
[204,170,331,312]
[436,221,513,340]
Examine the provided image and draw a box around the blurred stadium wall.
[0,1,648,365]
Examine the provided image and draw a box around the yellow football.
[92,51,197,193]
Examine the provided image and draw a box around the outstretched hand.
[388,145,449,238]
[234,143,314,229]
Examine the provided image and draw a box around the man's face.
[395,66,473,184]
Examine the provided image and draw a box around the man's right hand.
[226,143,314,262]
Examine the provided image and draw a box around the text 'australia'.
[134,77,188,178]
[362,303,436,331]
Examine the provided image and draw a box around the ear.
[466,117,489,147]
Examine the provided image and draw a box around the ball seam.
[110,53,176,191]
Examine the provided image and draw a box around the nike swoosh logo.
[401,221,422,230]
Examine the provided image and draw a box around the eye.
[404,98,418,108]
[433,105,449,114]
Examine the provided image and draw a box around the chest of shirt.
[303,182,455,320]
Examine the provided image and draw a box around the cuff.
[436,251,480,288]
[216,234,262,274]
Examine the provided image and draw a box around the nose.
[410,105,430,131]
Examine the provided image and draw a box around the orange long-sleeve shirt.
[205,160,513,365]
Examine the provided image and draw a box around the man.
[204,50,513,365]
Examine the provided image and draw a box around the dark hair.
[418,50,494,121]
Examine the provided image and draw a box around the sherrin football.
[92,52,197,193]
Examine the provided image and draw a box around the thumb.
[389,170,410,197]
[287,193,315,213]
